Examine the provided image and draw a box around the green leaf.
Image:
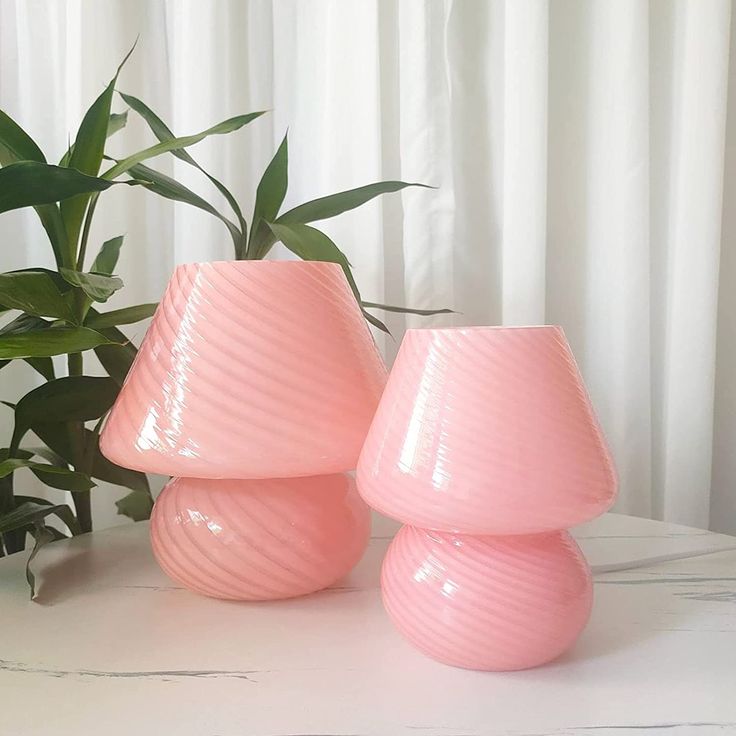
[59,111,129,167]
[102,110,267,180]
[13,495,80,536]
[34,205,69,268]
[60,42,136,258]
[90,235,124,275]
[31,465,95,491]
[0,458,95,491]
[90,318,136,385]
[0,162,117,214]
[0,312,49,335]
[124,162,242,251]
[0,108,46,163]
[277,181,431,225]
[107,111,129,138]
[32,421,150,493]
[267,222,361,299]
[11,375,119,452]
[25,357,55,381]
[361,301,454,316]
[26,523,55,599]
[119,91,251,249]
[0,315,54,377]
[59,268,123,303]
[0,501,70,534]
[22,446,67,467]
[0,326,115,359]
[0,271,75,320]
[249,133,288,258]
[362,309,391,335]
[85,303,157,329]
[115,490,153,521]
[0,109,68,266]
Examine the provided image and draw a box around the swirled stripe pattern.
[101,261,387,479]
[381,525,593,671]
[151,474,371,601]
[358,326,617,534]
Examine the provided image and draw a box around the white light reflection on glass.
[441,579,459,598]
[398,341,449,493]
[206,519,223,535]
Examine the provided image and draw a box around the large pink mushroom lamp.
[357,326,617,670]
[101,260,386,600]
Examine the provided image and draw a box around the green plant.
[0,46,448,596]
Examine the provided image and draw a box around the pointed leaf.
[59,111,129,167]
[93,321,136,385]
[0,317,58,379]
[0,313,50,336]
[0,108,46,163]
[90,235,124,275]
[249,134,288,257]
[124,162,242,250]
[0,271,75,320]
[267,222,361,300]
[11,376,119,453]
[116,490,153,521]
[26,523,55,599]
[106,111,129,139]
[60,268,123,302]
[277,181,431,225]
[119,91,251,246]
[60,42,136,254]
[32,421,150,493]
[0,501,71,534]
[362,309,391,335]
[30,465,95,492]
[0,110,68,266]
[361,301,454,316]
[0,162,117,214]
[0,458,94,491]
[102,111,267,180]
[85,303,157,329]
[0,326,114,360]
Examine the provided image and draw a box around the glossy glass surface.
[100,261,387,478]
[382,525,593,671]
[150,473,371,601]
[357,326,617,534]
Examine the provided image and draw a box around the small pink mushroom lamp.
[101,260,386,600]
[356,326,617,671]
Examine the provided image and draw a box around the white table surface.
[2,512,736,736]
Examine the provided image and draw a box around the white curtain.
[1,0,735,533]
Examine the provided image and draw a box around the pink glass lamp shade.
[100,260,387,479]
[151,473,371,600]
[357,326,617,535]
[382,526,592,671]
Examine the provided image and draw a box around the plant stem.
[67,352,83,375]
[67,352,93,534]
[76,194,99,271]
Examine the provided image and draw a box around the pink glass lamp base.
[150,473,371,601]
[381,526,593,671]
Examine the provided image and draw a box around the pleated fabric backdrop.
[1,0,735,532]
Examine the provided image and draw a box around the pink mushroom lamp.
[357,326,617,670]
[101,260,387,600]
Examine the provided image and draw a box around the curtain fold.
[0,0,734,532]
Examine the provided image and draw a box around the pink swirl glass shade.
[151,474,371,600]
[100,261,387,479]
[357,326,617,535]
[382,526,592,671]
